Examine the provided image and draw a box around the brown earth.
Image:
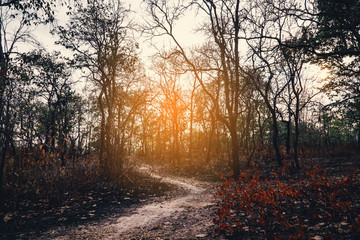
[36,166,222,240]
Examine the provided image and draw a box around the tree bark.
[206,111,216,163]
[293,96,300,169]
[98,90,105,168]
[229,122,240,178]
[271,109,282,166]
[358,124,360,153]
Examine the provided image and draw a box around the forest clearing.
[1,0,360,239]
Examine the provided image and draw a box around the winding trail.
[46,166,219,240]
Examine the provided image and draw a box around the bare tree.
[56,0,143,173]
[144,0,251,176]
[151,53,189,165]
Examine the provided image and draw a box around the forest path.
[43,165,220,240]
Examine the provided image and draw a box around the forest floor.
[0,163,182,239]
[36,166,221,240]
[1,163,222,240]
[1,157,360,239]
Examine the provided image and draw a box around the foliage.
[311,0,360,69]
[2,0,56,25]
[214,162,360,238]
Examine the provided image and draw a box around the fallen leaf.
[195,234,207,238]
[3,213,12,222]
[312,235,323,240]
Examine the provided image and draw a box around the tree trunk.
[0,98,11,194]
[229,118,240,178]
[358,124,360,153]
[285,120,291,156]
[271,111,282,166]
[189,93,194,162]
[206,111,216,163]
[98,91,105,168]
[293,100,300,169]
[0,138,8,193]
[0,22,7,193]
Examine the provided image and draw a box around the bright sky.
[127,0,206,64]
[18,0,329,95]
[32,1,204,58]
[15,0,203,94]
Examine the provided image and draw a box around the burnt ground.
[38,172,219,240]
[216,157,360,240]
[1,157,360,240]
[0,166,181,240]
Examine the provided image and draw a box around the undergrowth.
[214,161,360,239]
[0,156,174,238]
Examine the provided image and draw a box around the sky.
[126,0,207,67]
[33,0,205,64]
[18,0,328,94]
[15,0,205,94]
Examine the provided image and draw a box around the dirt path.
[39,166,220,240]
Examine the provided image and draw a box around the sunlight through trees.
[0,0,359,238]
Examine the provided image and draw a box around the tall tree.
[0,0,55,191]
[16,50,78,166]
[306,0,360,72]
[56,0,142,173]
[310,0,360,150]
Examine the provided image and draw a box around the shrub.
[214,162,360,239]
